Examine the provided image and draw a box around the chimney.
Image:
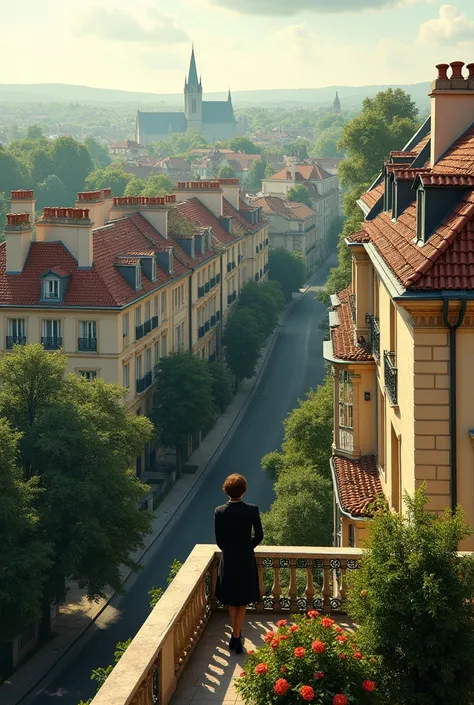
[4,213,33,273]
[174,181,223,218]
[76,191,106,228]
[36,208,93,268]
[430,61,474,166]
[10,190,36,224]
[218,178,240,210]
[109,196,173,238]
[101,188,114,222]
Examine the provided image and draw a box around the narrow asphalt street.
[26,256,334,705]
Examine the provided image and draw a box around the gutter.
[442,295,467,511]
[330,456,367,523]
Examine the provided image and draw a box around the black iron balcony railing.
[154,363,160,379]
[198,326,205,339]
[136,324,144,341]
[210,314,216,327]
[204,320,210,332]
[78,337,97,352]
[151,316,159,329]
[365,314,380,361]
[204,282,210,294]
[136,371,153,394]
[6,335,26,349]
[216,310,221,321]
[260,268,263,278]
[136,376,146,394]
[227,294,232,305]
[198,286,205,298]
[216,272,221,284]
[349,294,356,323]
[41,336,62,350]
[231,261,236,270]
[144,319,152,335]
[238,254,244,263]
[384,351,398,405]
[210,277,216,288]
[144,370,152,389]
[232,290,237,301]
[226,262,232,273]
[259,242,263,250]
[255,245,259,253]
[265,238,269,246]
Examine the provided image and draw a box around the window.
[153,295,158,317]
[80,370,97,381]
[41,320,61,349]
[338,371,354,452]
[123,363,130,388]
[348,524,356,548]
[145,301,151,322]
[152,258,157,281]
[7,318,26,348]
[44,278,59,300]
[136,354,142,381]
[192,98,196,113]
[135,307,141,326]
[161,292,166,318]
[145,348,152,373]
[161,335,167,358]
[154,342,159,365]
[175,322,185,349]
[79,321,96,339]
[122,313,129,339]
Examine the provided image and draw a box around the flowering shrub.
[236,612,378,704]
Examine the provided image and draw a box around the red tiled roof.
[333,456,382,517]
[418,173,474,188]
[390,150,417,159]
[331,286,373,361]
[223,198,266,233]
[269,162,333,182]
[359,182,384,210]
[393,167,430,181]
[252,195,315,220]
[435,122,474,174]
[174,198,242,246]
[348,230,370,244]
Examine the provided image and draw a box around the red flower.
[333,695,348,705]
[277,619,287,627]
[248,650,254,655]
[321,617,334,628]
[274,678,290,696]
[280,667,287,673]
[290,625,299,633]
[362,680,376,692]
[255,663,269,675]
[339,653,347,660]
[279,634,289,640]
[353,651,363,660]
[336,634,348,643]
[294,647,306,658]
[370,658,377,664]
[264,631,275,643]
[335,626,344,633]
[271,639,280,649]
[314,671,325,679]
[308,610,319,619]
[300,685,315,701]
[311,640,325,654]
[240,672,245,677]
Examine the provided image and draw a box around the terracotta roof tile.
[252,195,315,220]
[268,162,333,182]
[333,455,382,517]
[418,173,474,188]
[359,182,384,210]
[435,121,474,174]
[331,286,373,361]
[390,151,417,159]
[175,198,242,246]
[223,198,266,233]
[348,230,370,243]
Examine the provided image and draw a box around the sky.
[1,0,474,93]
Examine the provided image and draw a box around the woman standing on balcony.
[215,473,263,655]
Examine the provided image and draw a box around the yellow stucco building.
[3,179,268,478]
[324,61,474,549]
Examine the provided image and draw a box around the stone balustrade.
[89,545,363,705]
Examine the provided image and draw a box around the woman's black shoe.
[228,635,236,650]
[234,636,244,654]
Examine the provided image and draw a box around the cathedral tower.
[184,46,203,130]
[333,91,341,114]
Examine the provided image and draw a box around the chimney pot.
[450,61,465,79]
[436,63,450,80]
[466,63,474,78]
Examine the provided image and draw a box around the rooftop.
[252,195,316,220]
[331,456,382,518]
[329,286,373,362]
[268,162,334,183]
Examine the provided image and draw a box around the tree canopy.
[223,136,261,154]
[217,164,237,179]
[224,307,263,386]
[287,184,312,208]
[269,248,306,301]
[84,136,112,169]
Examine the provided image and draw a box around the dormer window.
[416,188,426,242]
[44,278,60,300]
[135,265,142,290]
[152,257,157,281]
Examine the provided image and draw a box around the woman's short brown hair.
[223,473,247,499]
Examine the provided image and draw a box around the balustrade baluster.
[305,562,314,608]
[322,560,331,612]
[289,559,298,612]
[210,558,218,610]
[256,557,265,612]
[339,562,348,607]
[272,564,281,613]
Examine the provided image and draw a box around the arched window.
[192,98,196,113]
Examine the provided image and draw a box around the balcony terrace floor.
[171,612,356,705]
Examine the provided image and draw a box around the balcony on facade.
[136,324,144,341]
[41,337,62,350]
[89,545,360,705]
[136,371,153,394]
[152,316,159,329]
[144,319,152,336]
[365,314,380,361]
[384,350,398,405]
[78,337,97,352]
[6,336,26,349]
[227,292,237,305]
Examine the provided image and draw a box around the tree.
[124,177,146,197]
[362,87,418,124]
[223,308,263,388]
[262,464,333,546]
[152,352,215,470]
[313,125,344,158]
[287,184,312,208]
[349,488,474,705]
[26,125,44,140]
[0,419,51,640]
[224,136,261,154]
[84,136,112,169]
[48,136,94,200]
[269,248,305,302]
[140,174,174,197]
[85,163,132,195]
[246,158,268,193]
[37,174,68,210]
[237,280,282,339]
[0,345,153,640]
[208,361,234,414]
[217,164,237,179]
[0,147,27,194]
[285,138,311,160]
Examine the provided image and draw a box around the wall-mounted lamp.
[364,392,371,401]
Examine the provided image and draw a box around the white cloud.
[208,0,434,15]
[418,4,474,46]
[74,5,189,44]
[272,24,314,58]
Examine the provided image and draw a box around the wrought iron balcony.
[210,276,216,288]
[210,314,217,327]
[144,319,152,335]
[198,326,205,339]
[136,371,152,394]
[231,261,236,270]
[264,263,269,273]
[144,370,152,389]
[238,254,244,263]
[365,314,380,361]
[205,320,210,332]
[255,245,259,253]
[89,546,361,705]
[204,281,210,294]
[151,316,159,329]
[384,350,398,405]
[78,337,97,352]
[6,335,26,349]
[216,310,221,321]
[259,242,263,250]
[216,272,221,284]
[198,286,205,298]
[135,324,144,341]
[232,290,237,301]
[226,262,232,273]
[41,337,62,350]
[349,294,356,323]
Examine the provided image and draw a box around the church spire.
[187,44,199,88]
[228,88,232,102]
[333,90,341,113]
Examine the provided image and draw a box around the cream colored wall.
[456,325,474,546]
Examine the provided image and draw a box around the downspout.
[442,296,467,511]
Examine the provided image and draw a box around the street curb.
[6,280,313,705]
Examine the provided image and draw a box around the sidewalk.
[0,277,316,705]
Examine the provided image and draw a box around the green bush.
[348,488,474,705]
